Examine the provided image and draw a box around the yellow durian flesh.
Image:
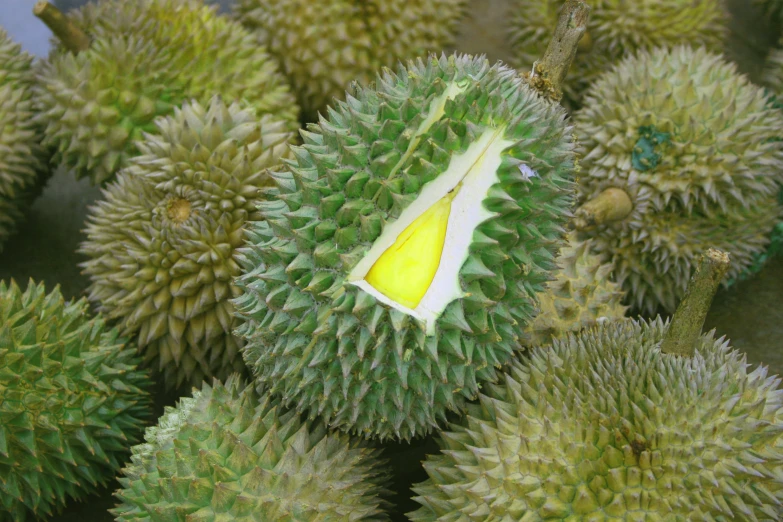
[365,189,457,309]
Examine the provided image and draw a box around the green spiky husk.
[233,0,467,122]
[521,232,627,349]
[0,279,152,522]
[410,317,783,521]
[232,53,576,441]
[574,46,783,315]
[112,375,391,521]
[508,0,728,109]
[0,29,49,252]
[35,0,299,186]
[79,97,295,389]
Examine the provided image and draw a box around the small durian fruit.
[33,0,299,185]
[79,96,295,389]
[520,232,627,349]
[507,0,728,108]
[0,279,152,522]
[232,53,577,442]
[0,29,49,252]
[233,0,468,122]
[410,249,783,521]
[112,375,392,521]
[572,46,783,315]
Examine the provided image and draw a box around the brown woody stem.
[525,0,591,101]
[573,187,633,229]
[33,1,90,53]
[660,249,730,357]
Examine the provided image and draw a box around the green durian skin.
[574,46,783,315]
[112,375,392,521]
[508,0,728,109]
[35,0,299,186]
[0,29,49,252]
[0,279,152,522]
[520,232,627,349]
[233,53,576,441]
[736,44,783,283]
[409,317,783,521]
[233,0,468,122]
[78,96,295,390]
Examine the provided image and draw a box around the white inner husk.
[349,126,513,335]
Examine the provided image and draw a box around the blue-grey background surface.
[0,0,781,520]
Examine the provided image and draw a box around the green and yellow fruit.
[573,46,783,314]
[233,0,468,122]
[113,375,391,521]
[508,0,728,108]
[521,232,627,349]
[233,53,576,441]
[35,0,298,185]
[0,279,152,522]
[0,29,49,252]
[79,96,295,389]
[409,317,783,521]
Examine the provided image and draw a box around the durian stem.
[572,187,633,229]
[660,249,730,357]
[526,0,591,102]
[33,1,90,53]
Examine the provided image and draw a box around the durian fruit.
[79,96,295,389]
[112,375,392,521]
[409,250,783,521]
[0,279,152,522]
[507,0,728,108]
[232,53,576,441]
[0,29,48,252]
[34,0,299,185]
[572,46,783,315]
[233,0,468,122]
[520,232,627,349]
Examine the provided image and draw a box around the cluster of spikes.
[410,317,783,520]
[0,28,49,252]
[507,0,728,108]
[0,279,151,522]
[573,45,783,314]
[232,0,469,121]
[113,375,392,521]
[79,96,295,389]
[233,53,576,441]
[520,232,627,348]
[34,0,298,185]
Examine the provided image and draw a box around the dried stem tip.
[526,0,591,101]
[660,249,731,357]
[573,187,633,229]
[33,1,90,53]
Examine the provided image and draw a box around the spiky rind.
[233,0,468,122]
[410,317,783,521]
[233,53,576,441]
[508,0,728,108]
[0,29,48,252]
[79,97,295,389]
[0,279,152,522]
[763,45,783,95]
[35,0,299,185]
[112,375,392,521]
[574,46,783,315]
[521,233,627,348]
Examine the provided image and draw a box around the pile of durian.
[1,0,782,520]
